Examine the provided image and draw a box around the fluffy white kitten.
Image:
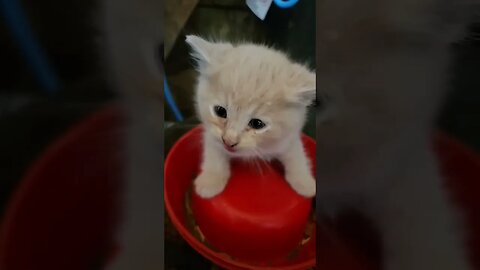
[99,0,475,269]
[185,35,317,199]
[317,0,475,270]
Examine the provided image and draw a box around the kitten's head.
[186,35,315,158]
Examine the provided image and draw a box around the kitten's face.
[186,36,315,158]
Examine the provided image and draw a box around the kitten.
[100,0,163,269]
[185,35,317,199]
[317,0,475,270]
[99,0,475,269]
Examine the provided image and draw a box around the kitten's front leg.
[194,134,231,198]
[279,138,316,197]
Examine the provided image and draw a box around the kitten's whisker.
[254,149,272,176]
[255,159,264,175]
[251,149,264,175]
[255,149,268,163]
[246,156,257,169]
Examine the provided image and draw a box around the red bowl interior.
[1,105,480,270]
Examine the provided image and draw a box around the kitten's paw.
[194,171,229,198]
[286,173,316,197]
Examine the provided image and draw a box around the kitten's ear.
[185,35,232,70]
[286,68,316,106]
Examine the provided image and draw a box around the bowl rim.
[164,125,317,270]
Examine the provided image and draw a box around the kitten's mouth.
[221,137,238,152]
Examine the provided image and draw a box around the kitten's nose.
[222,137,238,148]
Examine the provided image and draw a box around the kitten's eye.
[249,118,266,129]
[214,105,227,118]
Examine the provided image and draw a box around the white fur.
[99,0,475,269]
[185,36,317,198]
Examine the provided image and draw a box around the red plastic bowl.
[1,105,480,270]
[164,126,317,269]
[166,126,314,266]
[191,158,311,264]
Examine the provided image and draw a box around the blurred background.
[0,0,478,269]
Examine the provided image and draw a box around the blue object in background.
[274,0,299,9]
[0,0,60,94]
[164,79,184,121]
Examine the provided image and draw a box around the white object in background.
[246,0,273,20]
